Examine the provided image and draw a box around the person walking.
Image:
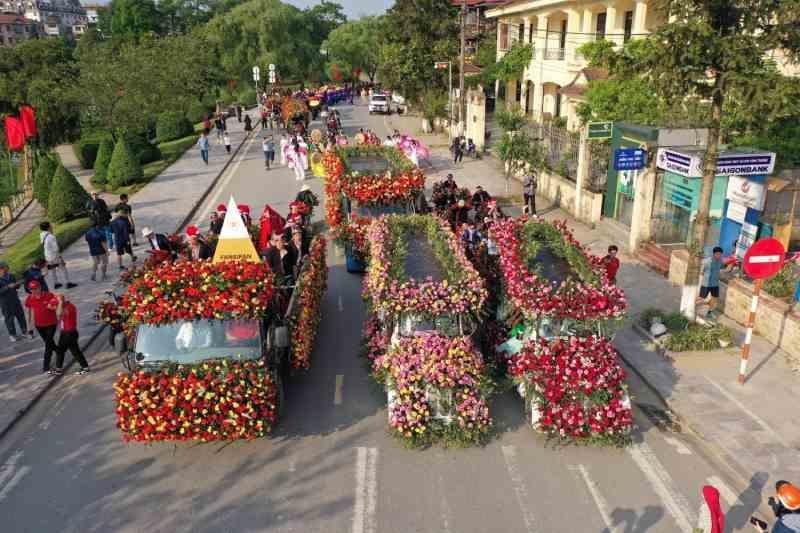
[223,132,232,154]
[244,114,253,132]
[236,104,242,123]
[86,191,113,247]
[523,171,538,215]
[24,280,59,374]
[52,293,90,375]
[262,136,275,170]
[40,222,76,289]
[214,115,224,144]
[23,259,48,294]
[696,246,729,319]
[279,134,289,166]
[0,261,28,342]
[115,194,137,247]
[111,210,137,270]
[197,130,210,165]
[602,245,620,285]
[85,222,109,282]
[452,137,464,165]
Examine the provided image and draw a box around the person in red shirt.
[54,293,90,375]
[602,245,621,285]
[24,280,59,374]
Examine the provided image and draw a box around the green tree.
[47,163,91,222]
[497,131,540,194]
[32,153,57,209]
[323,16,381,83]
[92,138,114,187]
[106,136,143,188]
[110,0,159,40]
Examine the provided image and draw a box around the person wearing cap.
[752,481,800,532]
[295,184,319,213]
[142,227,171,253]
[84,221,109,282]
[40,221,76,289]
[238,204,252,227]
[0,261,28,342]
[53,292,90,375]
[22,259,48,294]
[186,225,212,260]
[24,280,59,374]
[110,210,137,270]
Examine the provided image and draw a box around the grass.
[106,133,199,196]
[0,217,92,277]
[640,307,734,352]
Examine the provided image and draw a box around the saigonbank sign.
[656,148,776,177]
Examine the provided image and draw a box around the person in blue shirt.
[197,130,210,165]
[22,259,48,294]
[85,222,109,281]
[110,210,137,270]
[696,246,730,319]
[0,260,28,341]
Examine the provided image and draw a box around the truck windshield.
[134,320,261,366]
[371,95,387,102]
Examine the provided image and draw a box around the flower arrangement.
[288,236,328,370]
[364,215,486,318]
[96,300,123,330]
[492,218,626,322]
[508,336,632,446]
[114,359,278,442]
[373,333,492,447]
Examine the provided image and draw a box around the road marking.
[352,447,378,533]
[199,133,257,223]
[571,464,619,533]
[663,436,693,455]
[704,377,791,447]
[334,375,344,405]
[706,476,743,507]
[0,451,23,488]
[501,445,537,533]
[628,442,695,532]
[438,474,453,533]
[338,295,344,312]
[288,459,296,473]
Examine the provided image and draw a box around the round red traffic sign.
[743,238,786,279]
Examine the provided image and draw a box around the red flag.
[19,105,36,139]
[3,116,25,152]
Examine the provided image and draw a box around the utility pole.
[458,0,466,135]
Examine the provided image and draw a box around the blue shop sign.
[614,148,647,171]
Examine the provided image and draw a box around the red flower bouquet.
[288,236,328,370]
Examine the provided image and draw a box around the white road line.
[706,476,743,507]
[438,474,453,533]
[198,133,257,223]
[705,377,791,447]
[352,447,378,533]
[0,466,30,503]
[338,295,344,312]
[0,451,23,488]
[663,436,693,455]
[628,442,695,532]
[572,465,620,533]
[501,445,537,533]
[334,375,344,405]
[288,459,296,473]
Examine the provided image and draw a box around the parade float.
[362,214,491,447]
[489,217,632,446]
[281,97,310,135]
[106,200,328,443]
[323,145,427,272]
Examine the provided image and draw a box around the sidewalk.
[0,110,258,438]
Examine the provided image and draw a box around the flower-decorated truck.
[362,214,492,447]
[109,234,328,443]
[488,217,632,446]
[323,145,427,273]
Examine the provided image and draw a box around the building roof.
[559,68,608,98]
[451,0,509,6]
[463,63,483,76]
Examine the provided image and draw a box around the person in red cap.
[54,293,90,375]
[186,225,212,260]
[238,204,252,227]
[24,280,60,374]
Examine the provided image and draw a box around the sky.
[284,0,395,18]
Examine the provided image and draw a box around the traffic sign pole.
[738,277,761,384]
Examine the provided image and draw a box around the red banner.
[20,105,36,138]
[3,116,25,152]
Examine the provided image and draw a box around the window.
[595,12,606,40]
[555,93,562,119]
[515,79,522,102]
[559,19,567,50]
[518,22,524,43]
[624,10,633,42]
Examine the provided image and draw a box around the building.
[0,0,87,37]
[0,13,40,45]
[82,2,98,25]
[452,0,507,59]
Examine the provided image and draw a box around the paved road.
[0,103,768,533]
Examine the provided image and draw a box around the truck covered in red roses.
[107,237,327,443]
[323,145,427,273]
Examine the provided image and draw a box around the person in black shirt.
[115,194,137,246]
[110,210,137,270]
[471,185,491,209]
[0,260,28,341]
[22,260,48,294]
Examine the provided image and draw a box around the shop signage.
[726,201,748,224]
[614,148,647,171]
[736,222,758,259]
[656,149,776,178]
[726,176,766,210]
[587,121,613,140]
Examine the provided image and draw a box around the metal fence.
[524,120,580,182]
[586,141,610,193]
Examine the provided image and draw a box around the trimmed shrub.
[107,137,143,189]
[156,111,194,143]
[91,138,114,187]
[47,163,91,222]
[33,153,58,209]
[73,131,112,169]
[123,131,161,164]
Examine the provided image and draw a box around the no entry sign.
[743,238,785,279]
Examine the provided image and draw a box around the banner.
[19,105,36,139]
[3,116,25,152]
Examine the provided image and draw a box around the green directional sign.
[587,121,613,140]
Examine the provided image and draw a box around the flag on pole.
[3,116,25,152]
[212,197,261,264]
[19,105,36,139]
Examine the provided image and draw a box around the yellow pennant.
[212,197,261,264]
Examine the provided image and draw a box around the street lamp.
[434,61,452,139]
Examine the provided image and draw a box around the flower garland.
[508,336,632,446]
[364,215,486,318]
[95,301,123,330]
[373,333,492,446]
[114,359,278,442]
[492,218,626,322]
[288,236,328,370]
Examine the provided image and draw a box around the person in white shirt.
[39,222,76,289]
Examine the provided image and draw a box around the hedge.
[107,137,143,189]
[33,153,58,209]
[74,131,112,169]
[92,138,114,187]
[156,111,194,143]
[47,163,91,223]
[123,131,161,165]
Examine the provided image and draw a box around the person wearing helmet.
[752,481,800,532]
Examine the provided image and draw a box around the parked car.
[368,93,392,115]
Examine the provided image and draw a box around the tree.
[32,153,57,209]
[92,138,114,187]
[106,137,143,188]
[377,0,459,102]
[110,0,159,41]
[323,16,381,83]
[498,131,541,194]
[579,2,800,318]
[47,164,91,222]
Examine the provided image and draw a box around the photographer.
[751,481,800,532]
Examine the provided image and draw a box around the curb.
[0,120,257,442]
[0,197,34,237]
